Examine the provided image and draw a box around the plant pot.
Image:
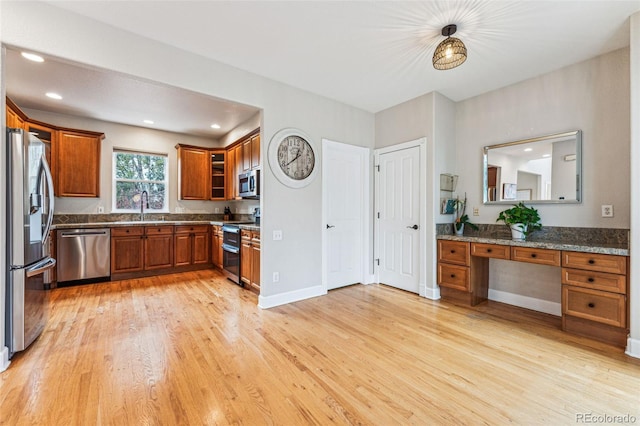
[454,223,464,235]
[510,224,527,241]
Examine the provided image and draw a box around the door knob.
[406,224,419,230]
[326,224,335,229]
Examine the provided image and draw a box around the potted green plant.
[496,202,542,240]
[453,194,478,235]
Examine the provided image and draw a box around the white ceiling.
[6,1,640,137]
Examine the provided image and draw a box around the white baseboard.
[0,346,10,372]
[626,337,640,359]
[422,285,441,300]
[362,274,377,285]
[258,285,326,309]
[488,289,561,316]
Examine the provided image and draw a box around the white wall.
[0,2,374,313]
[456,48,630,228]
[1,45,9,370]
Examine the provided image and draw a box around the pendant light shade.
[432,24,467,70]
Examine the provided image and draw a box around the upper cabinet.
[57,130,103,197]
[176,128,260,202]
[177,144,211,200]
[6,97,104,198]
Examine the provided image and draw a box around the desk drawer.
[437,263,469,292]
[563,285,626,328]
[438,240,470,266]
[562,251,627,274]
[471,243,510,260]
[511,247,560,266]
[562,268,626,294]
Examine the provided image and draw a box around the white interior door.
[323,140,368,290]
[377,145,420,293]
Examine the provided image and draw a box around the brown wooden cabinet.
[176,145,211,200]
[7,97,104,198]
[175,225,209,267]
[226,148,237,200]
[561,251,628,347]
[144,225,174,270]
[250,134,260,170]
[210,150,226,200]
[56,130,103,197]
[111,227,145,274]
[211,225,223,269]
[240,229,260,293]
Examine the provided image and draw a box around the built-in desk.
[436,235,629,347]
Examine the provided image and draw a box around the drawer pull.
[450,250,455,254]
[126,230,129,233]
[588,302,595,308]
[487,249,492,253]
[531,253,537,258]
[587,277,595,283]
[450,274,456,278]
[588,259,595,264]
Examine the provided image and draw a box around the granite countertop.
[437,234,629,256]
[52,220,261,232]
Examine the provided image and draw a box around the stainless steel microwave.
[239,170,259,199]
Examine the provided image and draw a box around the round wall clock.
[268,128,319,188]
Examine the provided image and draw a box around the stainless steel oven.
[222,225,241,284]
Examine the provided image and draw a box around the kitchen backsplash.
[53,213,256,224]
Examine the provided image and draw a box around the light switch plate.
[273,230,283,240]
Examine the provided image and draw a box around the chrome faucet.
[140,190,149,221]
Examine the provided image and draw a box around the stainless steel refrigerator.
[5,127,55,359]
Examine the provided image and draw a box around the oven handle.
[222,243,240,254]
[222,225,240,234]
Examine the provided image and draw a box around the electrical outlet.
[97,205,104,214]
[215,208,220,213]
[601,205,613,217]
[273,230,283,240]
[473,207,479,216]
[273,272,280,283]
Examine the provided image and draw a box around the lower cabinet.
[111,227,145,273]
[174,225,210,267]
[111,224,211,279]
[240,229,260,293]
[211,225,223,269]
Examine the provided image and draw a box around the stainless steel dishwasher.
[57,228,111,284]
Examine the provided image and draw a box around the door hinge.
[375,164,380,172]
[375,258,380,266]
[377,212,380,219]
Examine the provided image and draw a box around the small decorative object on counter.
[452,193,478,235]
[224,206,232,221]
[496,202,542,240]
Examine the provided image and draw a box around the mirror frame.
[483,130,582,205]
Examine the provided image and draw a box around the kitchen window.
[112,149,168,212]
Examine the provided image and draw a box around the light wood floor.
[1,269,639,425]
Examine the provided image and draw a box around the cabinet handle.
[587,277,595,283]
[450,274,456,278]
[487,248,492,253]
[126,229,130,233]
[588,259,595,264]
[587,302,595,308]
[450,250,455,254]
[531,253,537,258]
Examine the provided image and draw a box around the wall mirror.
[483,130,582,204]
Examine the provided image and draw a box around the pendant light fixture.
[432,24,467,70]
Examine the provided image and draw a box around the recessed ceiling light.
[524,148,533,152]
[21,52,44,63]
[210,124,221,129]
[542,154,551,158]
[45,92,62,100]
[143,120,154,124]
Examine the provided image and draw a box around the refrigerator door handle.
[36,154,55,244]
[25,257,57,278]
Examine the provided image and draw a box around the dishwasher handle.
[60,230,110,237]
